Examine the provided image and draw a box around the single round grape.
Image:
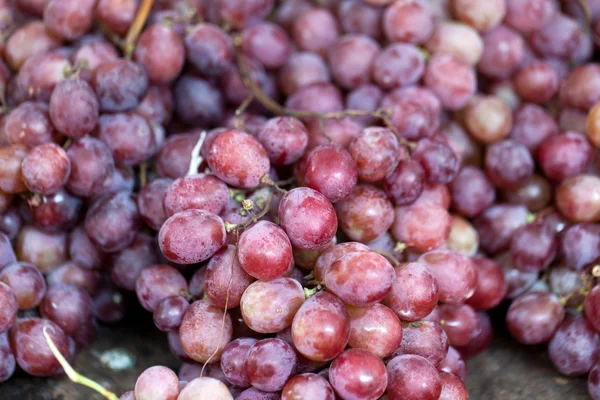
[383,0,434,44]
[0,207,20,241]
[240,278,304,334]
[40,283,94,337]
[292,8,339,55]
[27,189,81,233]
[96,112,156,167]
[304,144,357,203]
[511,222,557,273]
[412,139,460,184]
[549,315,600,376]
[510,104,558,155]
[539,131,594,182]
[373,43,425,89]
[381,86,441,141]
[504,0,556,33]
[447,215,479,257]
[164,174,228,218]
[473,204,529,255]
[156,133,199,179]
[242,22,291,69]
[502,173,552,212]
[137,178,171,231]
[292,291,350,362]
[84,191,140,253]
[285,82,344,115]
[174,75,224,125]
[451,0,505,32]
[256,117,308,166]
[204,245,253,309]
[220,337,257,388]
[336,185,394,242]
[279,187,337,251]
[560,64,600,111]
[282,373,334,400]
[184,23,233,77]
[329,349,388,400]
[337,0,383,39]
[14,52,71,103]
[134,24,184,85]
[278,51,331,96]
[426,21,483,66]
[391,203,451,253]
[49,78,98,139]
[458,310,493,357]
[449,167,494,217]
[465,257,506,310]
[66,137,115,197]
[314,242,370,283]
[158,209,226,264]
[418,250,477,304]
[328,34,379,90]
[438,304,479,347]
[585,285,600,333]
[46,261,98,295]
[347,303,402,358]
[556,174,600,222]
[477,25,524,79]
[136,264,187,312]
[5,21,60,70]
[153,295,189,333]
[393,320,449,367]
[178,377,232,400]
[0,261,45,310]
[424,53,476,110]
[43,0,95,41]
[438,371,469,400]
[387,354,442,400]
[21,143,70,195]
[179,299,232,363]
[514,61,559,104]
[10,318,69,377]
[506,291,565,345]
[383,160,425,206]
[134,366,180,400]
[15,225,67,272]
[72,38,120,73]
[5,102,53,149]
[325,250,395,306]
[238,221,292,281]
[464,95,513,144]
[530,14,583,59]
[348,127,403,182]
[385,262,439,322]
[245,338,297,392]
[92,60,148,112]
[0,282,17,332]
[68,225,104,270]
[206,129,269,189]
[485,140,534,189]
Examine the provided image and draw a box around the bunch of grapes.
[2,0,600,399]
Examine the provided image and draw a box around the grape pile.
[2,0,600,399]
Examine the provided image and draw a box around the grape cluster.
[1,0,600,399]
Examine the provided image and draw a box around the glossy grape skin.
[511,222,557,273]
[514,61,559,104]
[134,366,180,400]
[418,250,477,304]
[46,261,98,296]
[204,245,253,309]
[381,86,441,141]
[345,303,402,358]
[134,24,184,85]
[163,174,228,218]
[221,337,257,388]
[278,51,330,96]
[291,8,339,55]
[15,225,67,272]
[504,0,556,33]
[85,191,140,253]
[156,133,199,179]
[383,0,433,44]
[451,0,505,32]
[68,225,103,270]
[14,52,71,103]
[387,354,442,400]
[477,25,524,79]
[438,371,469,400]
[412,139,460,184]
[464,95,513,144]
[466,257,506,310]
[0,206,20,241]
[383,160,425,206]
[392,203,451,253]
[255,116,308,166]
[450,166,495,218]
[549,315,600,376]
[39,282,94,337]
[244,338,297,392]
[424,53,476,110]
[158,209,226,264]
[21,143,70,195]
[5,21,60,71]
[206,129,269,189]
[43,0,95,41]
[240,278,304,334]
[0,145,27,194]
[348,127,403,182]
[372,43,424,90]
[184,23,233,77]
[335,185,394,242]
[27,189,80,233]
[325,251,395,307]
[484,140,534,189]
[560,64,600,111]
[92,60,148,112]
[96,112,156,167]
[473,204,529,255]
[136,178,171,231]
[241,22,291,70]
[538,131,594,182]
[510,104,558,156]
[337,0,383,39]
[136,264,187,313]
[66,137,115,197]
[282,373,335,400]
[180,299,232,363]
[329,349,387,400]
[506,291,565,345]
[394,319,449,366]
[135,85,173,126]
[314,242,370,283]
[426,21,483,66]
[556,174,600,222]
[292,291,350,362]
[327,34,379,90]
[438,303,479,347]
[438,346,468,382]
[0,281,17,332]
[178,377,233,400]
[303,144,357,203]
[10,318,69,377]
[5,102,53,149]
[385,262,439,322]
[48,78,98,140]
[152,295,189,333]
[279,187,337,251]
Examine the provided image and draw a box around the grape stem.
[42,326,119,400]
[230,35,415,150]
[373,250,401,267]
[139,162,147,187]
[187,130,207,176]
[123,0,155,59]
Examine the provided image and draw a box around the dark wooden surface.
[0,304,591,400]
